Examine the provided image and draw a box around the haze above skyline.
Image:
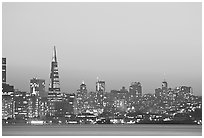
[2,2,202,95]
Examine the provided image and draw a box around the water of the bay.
[2,124,202,136]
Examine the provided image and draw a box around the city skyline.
[2,2,202,95]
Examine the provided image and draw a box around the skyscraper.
[161,80,168,100]
[49,46,60,92]
[14,90,29,120]
[129,82,142,98]
[96,78,105,109]
[79,81,88,101]
[30,78,45,97]
[28,78,46,118]
[155,88,162,99]
[48,46,62,116]
[76,81,88,113]
[2,84,14,119]
[2,58,6,83]
[175,86,193,101]
[162,81,168,91]
[2,57,14,119]
[96,78,105,92]
[127,82,142,107]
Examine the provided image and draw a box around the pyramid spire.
[49,45,60,92]
[52,46,57,62]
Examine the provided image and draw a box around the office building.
[2,58,6,83]
[76,81,88,113]
[2,84,14,119]
[38,97,49,118]
[129,82,142,98]
[155,88,162,99]
[58,93,75,117]
[162,81,168,90]
[28,78,46,118]
[2,57,15,119]
[96,78,105,92]
[13,90,29,119]
[175,86,192,101]
[30,78,45,97]
[96,78,105,108]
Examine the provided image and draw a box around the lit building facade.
[30,78,45,97]
[56,93,75,117]
[38,97,49,117]
[76,81,88,113]
[27,95,49,119]
[162,80,168,99]
[109,89,128,113]
[113,99,126,112]
[13,90,29,120]
[27,95,39,118]
[66,93,75,115]
[2,58,15,119]
[28,78,46,118]
[96,78,105,92]
[155,80,169,100]
[174,86,192,101]
[2,83,15,119]
[155,88,162,99]
[96,78,105,109]
[86,91,97,111]
[128,82,142,103]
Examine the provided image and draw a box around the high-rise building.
[2,57,15,119]
[127,82,142,107]
[2,83,14,119]
[175,86,192,101]
[96,78,105,108]
[80,81,87,94]
[28,78,46,118]
[161,80,169,100]
[110,89,127,113]
[57,93,75,117]
[155,88,162,99]
[76,81,88,113]
[96,78,105,92]
[162,81,168,90]
[30,78,45,97]
[2,58,6,83]
[13,90,29,120]
[27,95,38,118]
[129,82,142,98]
[66,93,75,115]
[38,97,49,118]
[48,46,62,116]
[86,91,97,111]
[48,46,60,92]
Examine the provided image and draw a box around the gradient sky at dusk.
[2,2,202,95]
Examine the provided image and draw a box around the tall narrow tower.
[49,46,60,92]
[96,78,105,108]
[48,46,62,116]
[2,58,6,83]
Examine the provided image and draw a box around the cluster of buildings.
[2,47,202,125]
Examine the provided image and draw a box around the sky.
[2,2,202,95]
